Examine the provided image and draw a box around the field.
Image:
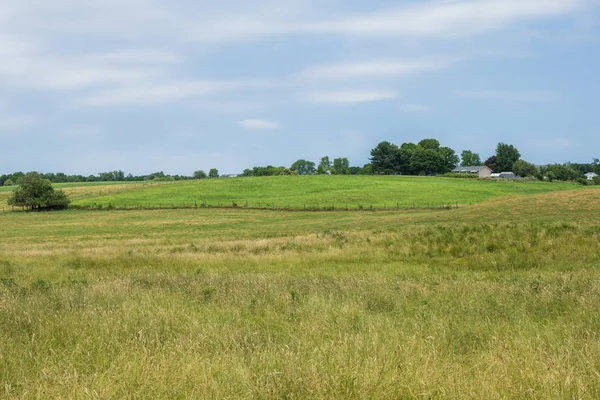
[69,176,580,210]
[1,179,600,398]
[0,181,155,211]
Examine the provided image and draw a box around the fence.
[65,200,471,213]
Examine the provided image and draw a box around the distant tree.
[317,156,332,174]
[410,148,445,175]
[418,138,440,150]
[209,168,219,179]
[7,172,70,210]
[241,169,253,177]
[397,142,419,175]
[370,141,399,175]
[4,179,14,186]
[193,170,208,179]
[538,164,581,182]
[290,159,316,175]
[593,158,600,174]
[495,143,521,172]
[349,166,362,175]
[332,157,350,175]
[512,160,538,178]
[485,155,497,172]
[439,147,459,172]
[460,150,483,167]
[358,164,373,175]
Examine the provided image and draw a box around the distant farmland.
[69,175,582,210]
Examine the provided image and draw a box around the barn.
[452,166,493,179]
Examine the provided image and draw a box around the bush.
[575,177,589,186]
[593,176,600,186]
[440,173,480,179]
[7,172,71,211]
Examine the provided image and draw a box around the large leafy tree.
[332,158,350,175]
[193,170,207,179]
[370,141,399,175]
[290,159,316,175]
[460,150,483,167]
[8,172,70,210]
[208,168,219,178]
[495,143,521,172]
[512,160,538,177]
[317,156,332,174]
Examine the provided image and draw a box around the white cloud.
[1,0,585,45]
[453,90,555,102]
[306,91,398,104]
[73,81,257,107]
[237,119,281,130]
[301,58,458,80]
[400,104,431,112]
[299,0,583,39]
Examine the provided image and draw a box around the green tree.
[358,164,373,175]
[592,159,600,174]
[370,142,399,175]
[4,179,14,186]
[418,138,440,150]
[332,158,350,175]
[209,168,219,179]
[439,147,459,173]
[290,159,316,175]
[512,160,538,178]
[7,172,70,210]
[317,156,332,174]
[460,150,482,167]
[495,143,521,172]
[193,170,207,179]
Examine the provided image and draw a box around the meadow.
[1,186,600,398]
[70,175,580,210]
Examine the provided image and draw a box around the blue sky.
[1,0,599,175]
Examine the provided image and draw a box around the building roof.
[452,166,490,173]
[585,172,598,177]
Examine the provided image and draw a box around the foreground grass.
[73,175,581,210]
[1,190,600,398]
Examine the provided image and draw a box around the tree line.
[2,138,600,187]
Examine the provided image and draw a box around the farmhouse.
[585,172,598,181]
[452,166,493,179]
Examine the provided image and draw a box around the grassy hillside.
[0,181,152,210]
[2,190,600,398]
[72,175,581,210]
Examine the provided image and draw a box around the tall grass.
[1,190,600,398]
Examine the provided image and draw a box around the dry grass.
[1,190,600,398]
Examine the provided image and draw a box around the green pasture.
[72,175,581,210]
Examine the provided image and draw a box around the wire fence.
[64,200,470,212]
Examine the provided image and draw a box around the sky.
[1,0,599,175]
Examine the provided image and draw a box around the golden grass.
[1,190,600,398]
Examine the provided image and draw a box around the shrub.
[440,173,479,179]
[7,173,71,211]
